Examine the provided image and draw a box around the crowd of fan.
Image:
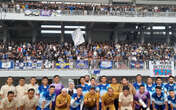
[0,41,175,62]
[1,2,176,15]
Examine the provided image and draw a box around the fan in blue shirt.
[152,86,168,110]
[70,87,84,110]
[167,90,176,110]
[133,74,146,91]
[37,86,56,110]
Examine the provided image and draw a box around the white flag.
[71,28,85,46]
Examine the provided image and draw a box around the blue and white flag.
[93,69,101,74]
[0,61,14,69]
[76,60,88,69]
[99,61,113,69]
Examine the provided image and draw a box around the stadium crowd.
[0,74,175,110]
[0,41,174,62]
[1,2,176,16]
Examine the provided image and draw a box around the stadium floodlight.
[41,30,85,34]
[41,25,61,28]
[152,26,165,30]
[64,26,86,29]
[65,31,85,34]
[41,30,61,34]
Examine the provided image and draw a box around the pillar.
[61,22,64,42]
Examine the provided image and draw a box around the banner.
[44,60,53,69]
[76,60,88,69]
[56,60,70,69]
[15,61,26,69]
[130,61,144,69]
[40,10,52,16]
[0,61,14,69]
[149,61,174,77]
[99,61,113,69]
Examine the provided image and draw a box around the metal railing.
[2,7,176,17]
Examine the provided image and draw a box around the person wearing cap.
[167,89,176,110]
[83,87,99,110]
[55,88,71,110]
[119,86,133,110]
[37,86,56,110]
[101,87,119,110]
[152,86,168,110]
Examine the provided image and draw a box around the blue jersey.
[70,93,83,109]
[154,83,165,93]
[164,83,176,94]
[96,83,110,102]
[133,82,146,91]
[38,91,56,109]
[152,92,167,109]
[78,84,89,96]
[38,85,50,95]
[146,84,155,95]
[168,95,176,110]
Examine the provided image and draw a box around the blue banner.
[99,61,113,69]
[130,61,144,69]
[76,60,88,69]
[56,61,70,69]
[0,61,14,69]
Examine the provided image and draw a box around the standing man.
[50,75,64,96]
[0,76,16,98]
[0,91,18,110]
[38,77,50,96]
[20,88,38,110]
[119,77,136,95]
[164,75,176,95]
[110,77,120,110]
[50,75,64,110]
[79,76,89,96]
[55,88,71,110]
[27,77,39,95]
[16,77,28,108]
[37,86,56,110]
[85,75,90,85]
[96,76,110,110]
[154,77,165,93]
[70,87,84,110]
[152,86,168,110]
[101,87,119,110]
[84,87,99,110]
[134,85,150,110]
[119,86,133,110]
[133,74,146,92]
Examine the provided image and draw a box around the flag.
[71,28,85,46]
[93,69,101,74]
[99,61,113,69]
